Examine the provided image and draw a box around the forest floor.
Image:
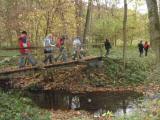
[0,47,160,120]
[51,65,160,120]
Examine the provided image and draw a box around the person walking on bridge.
[55,36,67,62]
[72,36,82,60]
[18,31,37,68]
[43,34,55,64]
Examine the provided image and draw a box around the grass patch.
[0,50,19,57]
[104,47,156,86]
[0,90,51,120]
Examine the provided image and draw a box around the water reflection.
[71,96,80,110]
[24,90,142,116]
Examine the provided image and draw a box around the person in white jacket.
[72,37,82,60]
[43,34,55,64]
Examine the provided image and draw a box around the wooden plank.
[0,56,102,75]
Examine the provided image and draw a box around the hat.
[22,31,27,35]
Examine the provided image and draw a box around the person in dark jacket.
[138,41,144,57]
[104,38,112,56]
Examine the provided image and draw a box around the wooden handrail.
[0,43,104,50]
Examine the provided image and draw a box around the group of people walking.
[18,30,150,68]
[104,39,150,58]
[43,34,66,64]
[138,41,150,57]
[18,31,84,68]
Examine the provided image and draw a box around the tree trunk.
[105,0,108,10]
[7,29,13,47]
[61,11,67,35]
[114,33,117,47]
[146,0,160,63]
[45,11,50,36]
[96,0,101,19]
[158,0,160,16]
[83,0,93,44]
[130,36,133,46]
[123,0,128,70]
[75,0,83,38]
[35,21,40,46]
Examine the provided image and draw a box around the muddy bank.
[51,110,92,120]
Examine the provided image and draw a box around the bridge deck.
[0,56,102,75]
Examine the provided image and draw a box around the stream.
[0,78,149,117]
[24,90,143,117]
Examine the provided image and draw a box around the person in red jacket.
[55,36,67,62]
[144,41,150,56]
[18,31,37,68]
[56,36,65,49]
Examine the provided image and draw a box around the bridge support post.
[88,59,103,68]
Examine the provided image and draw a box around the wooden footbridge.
[0,43,104,79]
[0,56,102,74]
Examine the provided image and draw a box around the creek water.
[24,90,143,117]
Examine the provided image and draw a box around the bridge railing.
[0,43,105,69]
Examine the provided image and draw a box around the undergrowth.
[104,47,156,86]
[0,90,51,120]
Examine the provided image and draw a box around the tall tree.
[158,0,160,16]
[75,0,83,38]
[83,0,93,44]
[96,0,101,19]
[146,0,160,63]
[123,0,128,70]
